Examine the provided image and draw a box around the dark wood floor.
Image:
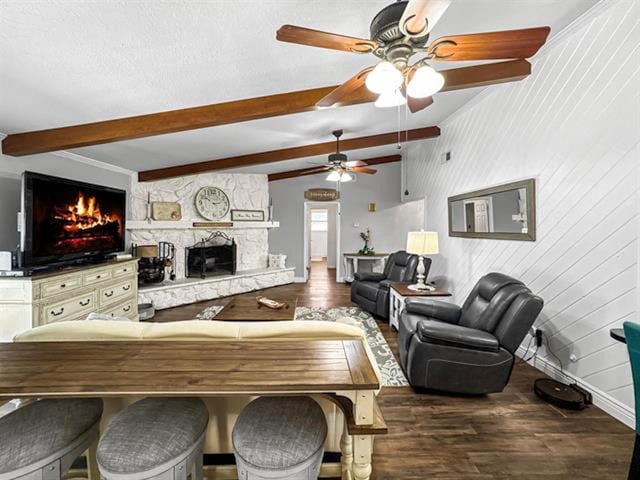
[154,261,634,479]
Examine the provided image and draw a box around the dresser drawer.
[40,276,82,299]
[83,268,112,286]
[42,292,96,324]
[100,279,134,305]
[104,298,137,319]
[112,263,136,278]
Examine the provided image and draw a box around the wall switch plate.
[441,151,452,164]
[353,223,360,228]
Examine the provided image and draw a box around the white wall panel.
[403,0,640,425]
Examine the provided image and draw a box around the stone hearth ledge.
[138,267,295,310]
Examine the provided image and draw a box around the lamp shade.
[326,170,341,182]
[341,172,353,182]
[374,89,407,108]
[406,231,439,255]
[406,65,445,99]
[365,61,404,94]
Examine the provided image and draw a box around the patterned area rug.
[194,304,408,387]
[195,305,224,320]
[294,306,409,387]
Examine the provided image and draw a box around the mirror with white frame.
[448,179,536,241]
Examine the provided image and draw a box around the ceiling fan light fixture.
[365,61,403,94]
[326,170,342,182]
[375,89,407,108]
[341,172,354,182]
[407,65,445,99]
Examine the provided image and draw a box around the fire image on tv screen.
[29,176,125,260]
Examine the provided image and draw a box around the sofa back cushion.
[384,251,420,283]
[459,273,526,332]
[13,320,366,343]
[492,292,544,353]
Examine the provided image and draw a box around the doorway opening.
[303,202,340,283]
[310,208,328,262]
[463,197,494,233]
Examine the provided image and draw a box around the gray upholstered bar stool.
[0,398,103,480]
[97,397,208,480]
[232,396,327,480]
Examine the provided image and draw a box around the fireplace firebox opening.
[186,231,237,279]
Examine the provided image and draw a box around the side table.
[388,282,452,331]
[343,253,389,283]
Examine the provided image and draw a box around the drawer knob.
[97,275,102,279]
[79,299,91,307]
[122,285,131,291]
[60,284,66,288]
[123,305,131,312]
[105,291,114,298]
[50,307,65,317]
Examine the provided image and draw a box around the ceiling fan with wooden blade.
[313,130,378,182]
[316,66,374,107]
[277,0,550,113]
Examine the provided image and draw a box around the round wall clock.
[194,186,230,220]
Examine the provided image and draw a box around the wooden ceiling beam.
[267,154,401,181]
[138,128,438,182]
[1,87,376,157]
[1,60,529,157]
[439,58,531,91]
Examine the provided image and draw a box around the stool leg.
[351,435,373,480]
[340,421,353,480]
[86,438,100,480]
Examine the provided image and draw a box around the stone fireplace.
[127,172,294,310]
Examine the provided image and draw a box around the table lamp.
[406,231,439,291]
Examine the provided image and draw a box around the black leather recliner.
[398,272,543,394]
[350,251,423,319]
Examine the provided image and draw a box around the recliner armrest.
[417,320,500,352]
[404,298,462,324]
[353,272,386,282]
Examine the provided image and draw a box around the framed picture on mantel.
[231,209,265,222]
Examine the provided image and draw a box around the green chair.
[623,321,640,479]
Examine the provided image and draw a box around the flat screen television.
[21,172,126,268]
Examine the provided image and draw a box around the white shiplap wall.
[403,0,640,426]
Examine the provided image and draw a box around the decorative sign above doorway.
[304,188,340,201]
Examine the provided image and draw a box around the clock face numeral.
[194,187,230,220]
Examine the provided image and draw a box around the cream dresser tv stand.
[0,259,139,341]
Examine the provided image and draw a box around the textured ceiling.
[0,0,600,174]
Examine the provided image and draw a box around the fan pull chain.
[405,97,409,147]
[397,98,402,149]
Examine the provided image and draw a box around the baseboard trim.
[293,276,307,283]
[516,346,635,429]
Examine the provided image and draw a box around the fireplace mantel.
[127,221,279,230]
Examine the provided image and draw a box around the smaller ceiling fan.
[304,130,378,183]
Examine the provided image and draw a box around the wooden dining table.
[0,339,386,480]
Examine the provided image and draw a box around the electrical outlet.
[440,151,452,165]
[534,329,543,348]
